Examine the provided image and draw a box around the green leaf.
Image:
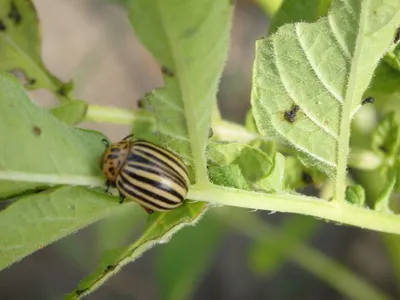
[155,212,225,300]
[0,73,106,199]
[256,152,285,192]
[248,216,319,276]
[345,184,366,206]
[50,100,88,125]
[0,0,72,100]
[207,141,274,184]
[66,202,208,300]
[371,112,400,157]
[365,62,400,116]
[95,205,143,254]
[251,0,400,203]
[207,165,249,190]
[0,186,124,270]
[128,0,234,184]
[374,170,396,213]
[269,0,332,34]
[383,42,400,71]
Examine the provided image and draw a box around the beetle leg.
[119,193,126,204]
[105,180,111,193]
[141,205,154,214]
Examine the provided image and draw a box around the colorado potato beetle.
[101,134,190,214]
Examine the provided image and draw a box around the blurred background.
[0,0,398,299]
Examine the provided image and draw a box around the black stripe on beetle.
[127,150,187,186]
[284,105,300,123]
[362,96,375,105]
[117,175,175,210]
[121,169,184,202]
[125,160,188,188]
[101,136,189,213]
[133,141,189,178]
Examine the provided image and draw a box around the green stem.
[217,209,392,300]
[85,105,152,125]
[85,104,382,170]
[188,183,400,235]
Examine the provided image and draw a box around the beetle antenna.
[123,133,134,140]
[102,138,110,148]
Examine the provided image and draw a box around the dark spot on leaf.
[284,105,300,123]
[57,86,67,96]
[108,166,115,174]
[8,2,22,25]
[105,265,115,272]
[32,126,42,136]
[161,66,174,77]
[324,120,328,125]
[379,145,388,153]
[362,96,375,105]
[208,127,214,138]
[0,20,6,31]
[26,78,36,86]
[302,172,313,184]
[394,27,400,44]
[76,289,87,296]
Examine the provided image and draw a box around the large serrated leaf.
[0,186,124,270]
[0,72,105,199]
[252,0,400,201]
[128,0,234,183]
[66,202,208,300]
[0,0,72,99]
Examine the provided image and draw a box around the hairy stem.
[188,183,400,235]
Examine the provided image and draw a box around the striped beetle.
[101,134,190,214]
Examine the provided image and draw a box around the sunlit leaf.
[252,0,400,182]
[0,186,124,270]
[128,0,234,184]
[0,73,106,199]
[0,0,72,100]
[345,184,366,206]
[371,112,400,157]
[66,202,208,300]
[50,100,88,125]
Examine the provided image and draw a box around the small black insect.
[8,2,22,25]
[284,105,300,123]
[361,96,375,105]
[394,27,400,44]
[0,20,6,31]
[32,126,42,136]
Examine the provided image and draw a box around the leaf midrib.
[334,1,368,204]
[154,1,209,184]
